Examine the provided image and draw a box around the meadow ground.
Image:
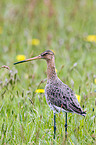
[0,0,96,144]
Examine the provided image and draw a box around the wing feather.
[45,83,86,116]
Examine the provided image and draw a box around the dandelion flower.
[50,49,55,54]
[94,78,96,84]
[85,35,96,42]
[35,89,45,93]
[16,55,26,61]
[28,39,40,46]
[75,94,81,103]
[0,26,3,34]
[55,68,57,73]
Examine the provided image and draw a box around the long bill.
[14,55,41,65]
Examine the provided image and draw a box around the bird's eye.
[41,52,48,56]
[45,53,48,55]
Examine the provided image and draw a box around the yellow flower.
[94,78,96,84]
[85,35,96,42]
[0,26,3,34]
[28,39,40,46]
[50,49,55,54]
[55,68,57,73]
[75,94,81,102]
[35,89,45,93]
[16,55,26,61]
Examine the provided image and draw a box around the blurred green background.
[0,0,96,144]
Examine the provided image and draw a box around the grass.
[0,0,96,144]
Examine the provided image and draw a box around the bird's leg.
[65,112,67,139]
[54,113,56,139]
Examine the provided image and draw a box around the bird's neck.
[46,57,57,81]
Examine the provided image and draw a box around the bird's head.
[14,50,54,65]
[40,50,54,60]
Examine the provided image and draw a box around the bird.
[14,50,86,139]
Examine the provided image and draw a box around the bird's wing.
[45,84,85,115]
